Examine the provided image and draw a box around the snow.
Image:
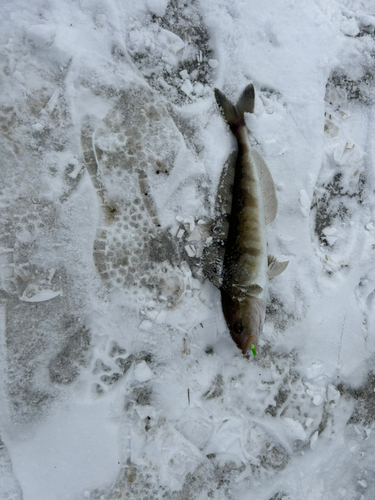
[26,24,56,48]
[310,431,319,451]
[146,0,169,18]
[1,0,375,499]
[9,400,120,500]
[133,361,154,382]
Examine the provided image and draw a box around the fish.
[209,84,288,354]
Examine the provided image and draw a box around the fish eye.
[233,322,243,335]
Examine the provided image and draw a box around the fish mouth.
[241,336,257,354]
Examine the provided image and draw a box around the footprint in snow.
[80,82,187,307]
[310,77,367,276]
[89,341,154,397]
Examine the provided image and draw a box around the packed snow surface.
[1,0,375,499]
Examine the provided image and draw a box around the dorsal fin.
[202,151,237,289]
[252,149,278,224]
[216,150,237,218]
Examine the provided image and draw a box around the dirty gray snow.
[0,0,375,499]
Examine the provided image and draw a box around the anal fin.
[267,255,289,280]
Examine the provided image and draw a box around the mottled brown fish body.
[223,127,268,295]
[213,85,287,354]
[221,126,268,352]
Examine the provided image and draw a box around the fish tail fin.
[236,84,255,116]
[214,88,239,125]
[214,84,255,132]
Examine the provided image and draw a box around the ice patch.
[312,394,324,406]
[184,244,196,257]
[193,82,204,96]
[208,59,219,69]
[322,227,338,246]
[158,27,185,54]
[66,158,82,179]
[181,79,194,96]
[19,286,62,302]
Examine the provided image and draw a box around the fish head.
[221,291,266,354]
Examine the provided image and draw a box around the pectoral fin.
[252,150,278,225]
[248,284,263,293]
[267,255,289,279]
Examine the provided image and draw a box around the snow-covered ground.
[1,0,375,498]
